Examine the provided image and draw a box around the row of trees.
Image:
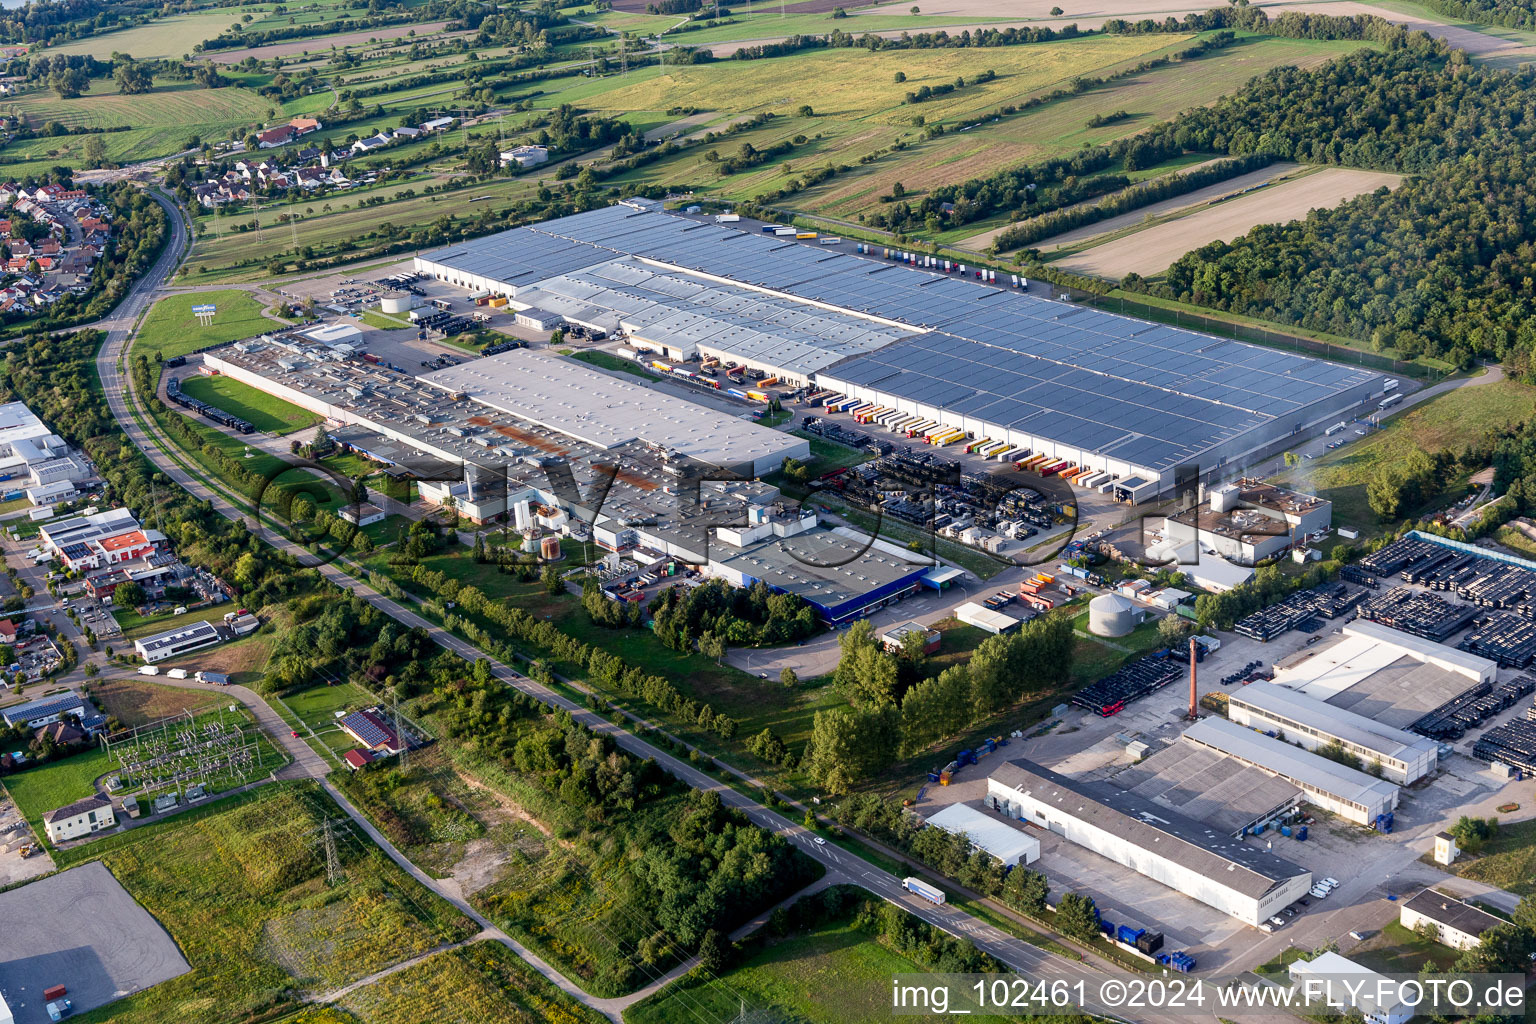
[380,561,742,740]
[806,614,1073,792]
[424,672,816,992]
[992,153,1272,251]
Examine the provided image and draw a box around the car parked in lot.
[1310,886,1330,899]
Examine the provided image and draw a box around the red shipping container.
[44,985,66,1001]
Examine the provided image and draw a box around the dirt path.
[1054,166,1403,278]
[959,160,1298,253]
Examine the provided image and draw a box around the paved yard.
[0,861,190,1023]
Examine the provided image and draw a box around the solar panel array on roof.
[514,258,908,376]
[417,205,1383,479]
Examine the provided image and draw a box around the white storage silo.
[1088,593,1138,638]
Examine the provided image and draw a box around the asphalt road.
[79,189,1185,1023]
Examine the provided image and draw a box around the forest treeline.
[1114,44,1536,374]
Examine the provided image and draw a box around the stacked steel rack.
[1072,654,1182,717]
[165,377,255,434]
[1357,587,1478,642]
[1459,613,1536,668]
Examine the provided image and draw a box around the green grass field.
[1449,817,1536,895]
[135,290,276,361]
[178,373,320,434]
[341,941,609,1024]
[626,901,1013,1024]
[113,600,237,642]
[1276,376,1536,532]
[0,744,113,829]
[85,782,477,1024]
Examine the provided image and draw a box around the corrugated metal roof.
[1182,717,1399,808]
[991,758,1309,898]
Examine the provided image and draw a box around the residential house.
[256,124,298,149]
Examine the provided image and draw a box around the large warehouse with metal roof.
[415,201,1389,501]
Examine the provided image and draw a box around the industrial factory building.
[987,758,1312,926]
[414,202,1387,500]
[1112,736,1302,836]
[1273,619,1496,729]
[1180,717,1399,826]
[1227,681,1438,785]
[1164,481,1333,565]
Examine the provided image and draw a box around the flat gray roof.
[1182,717,1400,808]
[711,526,929,610]
[1114,737,1301,836]
[420,349,804,471]
[990,757,1309,899]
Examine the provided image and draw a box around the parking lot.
[0,862,191,1023]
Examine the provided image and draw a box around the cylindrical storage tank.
[1088,594,1138,638]
[540,535,563,561]
[380,292,413,314]
[522,530,540,554]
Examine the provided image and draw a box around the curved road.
[89,189,1167,1023]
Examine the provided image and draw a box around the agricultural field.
[83,782,478,1024]
[178,373,321,434]
[1053,166,1404,278]
[0,79,277,178]
[47,11,279,59]
[1276,375,1536,530]
[90,676,222,728]
[134,290,281,362]
[977,159,1299,253]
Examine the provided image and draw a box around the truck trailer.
[903,877,946,904]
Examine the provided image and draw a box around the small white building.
[135,619,223,663]
[500,145,549,168]
[1399,889,1504,951]
[338,502,386,527]
[924,802,1039,866]
[303,322,364,348]
[43,793,115,843]
[1288,951,1412,1024]
[955,601,1021,635]
[513,306,564,330]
